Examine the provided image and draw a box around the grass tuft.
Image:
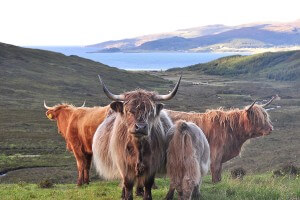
[38,179,54,188]
[230,167,246,180]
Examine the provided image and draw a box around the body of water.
[28,46,247,70]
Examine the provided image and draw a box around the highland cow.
[44,101,110,186]
[92,76,181,200]
[165,120,210,200]
[166,96,276,183]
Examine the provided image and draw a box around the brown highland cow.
[44,101,110,186]
[166,96,276,183]
[165,120,210,200]
[92,76,180,200]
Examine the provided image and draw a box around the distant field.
[0,174,299,200]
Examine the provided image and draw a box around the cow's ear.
[156,103,164,115]
[110,102,124,113]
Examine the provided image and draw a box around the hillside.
[0,42,169,108]
[168,50,300,81]
[87,19,300,53]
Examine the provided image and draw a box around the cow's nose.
[135,123,147,134]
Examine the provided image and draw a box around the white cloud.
[0,0,299,46]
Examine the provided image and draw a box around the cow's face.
[244,105,273,137]
[98,75,181,137]
[110,90,164,137]
[44,101,84,121]
[44,105,67,121]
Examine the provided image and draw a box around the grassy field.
[0,174,299,200]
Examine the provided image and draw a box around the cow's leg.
[136,178,144,196]
[210,149,223,183]
[165,183,175,200]
[191,184,200,200]
[143,174,154,200]
[123,177,134,200]
[181,177,195,200]
[83,153,92,184]
[136,180,157,196]
[177,188,184,200]
[216,163,223,182]
[121,186,125,199]
[73,149,87,186]
[211,159,222,183]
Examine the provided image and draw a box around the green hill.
[0,42,169,108]
[168,50,300,81]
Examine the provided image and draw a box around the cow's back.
[165,109,216,142]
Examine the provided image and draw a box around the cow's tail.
[167,120,200,188]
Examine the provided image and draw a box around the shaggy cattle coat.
[45,103,110,185]
[165,120,210,200]
[166,104,273,183]
[92,90,173,200]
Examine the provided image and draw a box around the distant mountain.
[168,50,300,81]
[88,20,300,53]
[87,24,234,49]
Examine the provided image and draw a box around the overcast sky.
[1,0,299,46]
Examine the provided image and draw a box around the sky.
[1,0,300,46]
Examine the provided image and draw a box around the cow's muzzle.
[133,123,148,136]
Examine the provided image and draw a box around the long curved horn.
[153,75,182,101]
[98,75,125,101]
[262,95,278,108]
[44,100,52,109]
[246,99,257,111]
[80,100,86,107]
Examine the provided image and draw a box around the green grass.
[0,173,299,200]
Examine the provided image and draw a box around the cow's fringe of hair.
[167,120,210,198]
